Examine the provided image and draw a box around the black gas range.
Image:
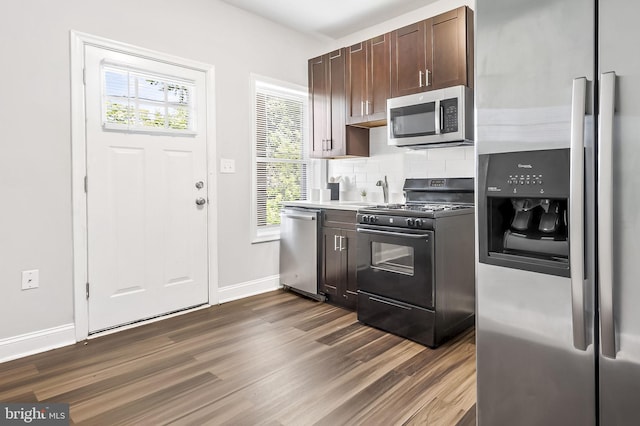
[358,177,475,227]
[355,178,475,347]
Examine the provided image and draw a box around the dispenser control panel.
[507,174,543,185]
[481,149,569,198]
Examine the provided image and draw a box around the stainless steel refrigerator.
[476,0,640,424]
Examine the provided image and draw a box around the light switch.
[22,269,39,290]
[220,158,236,174]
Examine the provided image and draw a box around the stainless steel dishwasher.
[279,207,324,301]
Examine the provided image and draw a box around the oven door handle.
[356,228,430,239]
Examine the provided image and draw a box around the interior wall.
[327,129,475,203]
[0,0,326,341]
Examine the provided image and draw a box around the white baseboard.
[218,275,281,303]
[0,324,76,363]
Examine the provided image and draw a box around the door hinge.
[84,176,88,193]
[86,282,90,299]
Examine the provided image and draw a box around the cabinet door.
[429,7,470,90]
[342,229,358,310]
[391,21,428,98]
[328,49,346,157]
[347,35,390,126]
[367,34,391,123]
[321,227,341,296]
[346,42,367,125]
[309,55,328,158]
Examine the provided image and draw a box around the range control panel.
[481,149,569,198]
[357,214,435,230]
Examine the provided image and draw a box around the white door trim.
[70,31,219,341]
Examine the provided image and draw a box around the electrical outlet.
[22,269,39,290]
[220,158,236,174]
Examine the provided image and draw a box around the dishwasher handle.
[281,208,319,221]
[282,214,316,221]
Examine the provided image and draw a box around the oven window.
[371,242,414,276]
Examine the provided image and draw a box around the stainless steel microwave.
[387,85,474,148]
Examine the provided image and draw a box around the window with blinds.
[252,76,309,241]
[102,63,196,134]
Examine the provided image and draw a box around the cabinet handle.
[327,139,332,150]
[334,234,339,251]
[360,101,364,116]
[425,69,431,87]
[419,70,424,88]
[369,296,411,310]
[365,101,370,116]
[339,235,347,251]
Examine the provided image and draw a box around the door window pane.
[102,64,195,134]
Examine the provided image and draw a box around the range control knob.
[415,219,423,228]
[361,215,369,223]
[406,218,415,227]
[370,216,378,224]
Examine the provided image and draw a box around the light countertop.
[282,200,378,211]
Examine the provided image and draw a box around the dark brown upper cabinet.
[345,34,391,127]
[309,49,369,159]
[391,6,474,98]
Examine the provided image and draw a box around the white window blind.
[102,63,196,134]
[253,77,309,241]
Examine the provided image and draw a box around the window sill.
[252,228,280,244]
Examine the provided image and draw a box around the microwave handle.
[434,100,441,135]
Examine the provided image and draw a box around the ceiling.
[220,0,439,40]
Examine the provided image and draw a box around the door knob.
[195,181,204,189]
[195,197,207,206]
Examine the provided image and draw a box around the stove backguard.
[478,149,571,277]
[403,178,475,205]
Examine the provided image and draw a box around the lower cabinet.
[320,210,358,310]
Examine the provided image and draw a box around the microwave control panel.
[441,98,459,133]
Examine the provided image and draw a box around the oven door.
[356,224,434,308]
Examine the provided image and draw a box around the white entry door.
[84,45,209,333]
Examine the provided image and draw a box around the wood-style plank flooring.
[0,290,476,425]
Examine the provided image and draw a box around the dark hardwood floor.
[0,290,476,425]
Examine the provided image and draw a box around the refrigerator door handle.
[599,71,616,359]
[570,77,588,351]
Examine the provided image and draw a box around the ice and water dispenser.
[478,149,570,277]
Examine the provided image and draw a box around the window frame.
[250,74,310,243]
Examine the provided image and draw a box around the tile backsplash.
[327,126,475,203]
